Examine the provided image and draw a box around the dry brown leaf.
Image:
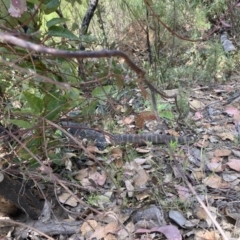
[122,115,135,125]
[74,168,89,181]
[123,161,140,174]
[207,162,223,172]
[214,149,231,157]
[90,222,119,239]
[106,151,124,167]
[225,106,238,114]
[203,175,222,188]
[133,168,149,187]
[118,226,133,240]
[210,156,222,163]
[89,172,107,186]
[113,158,124,168]
[81,178,96,190]
[58,193,78,207]
[105,233,118,240]
[195,230,221,240]
[203,174,230,189]
[135,111,156,129]
[116,104,127,113]
[62,153,76,171]
[135,225,181,240]
[167,129,180,137]
[135,191,150,201]
[193,171,205,180]
[225,106,240,119]
[193,111,203,120]
[195,206,208,220]
[227,159,240,172]
[88,166,97,174]
[189,99,205,110]
[195,139,209,148]
[111,148,123,160]
[202,122,211,128]
[87,145,108,154]
[81,220,98,236]
[217,132,235,141]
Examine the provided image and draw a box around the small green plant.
[177,89,190,119]
[87,194,99,206]
[158,103,174,122]
[87,194,111,209]
[169,140,178,152]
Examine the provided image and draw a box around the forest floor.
[1,76,240,240]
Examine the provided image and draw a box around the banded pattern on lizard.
[61,121,195,149]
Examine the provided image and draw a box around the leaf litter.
[61,81,240,239]
[4,82,240,240]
